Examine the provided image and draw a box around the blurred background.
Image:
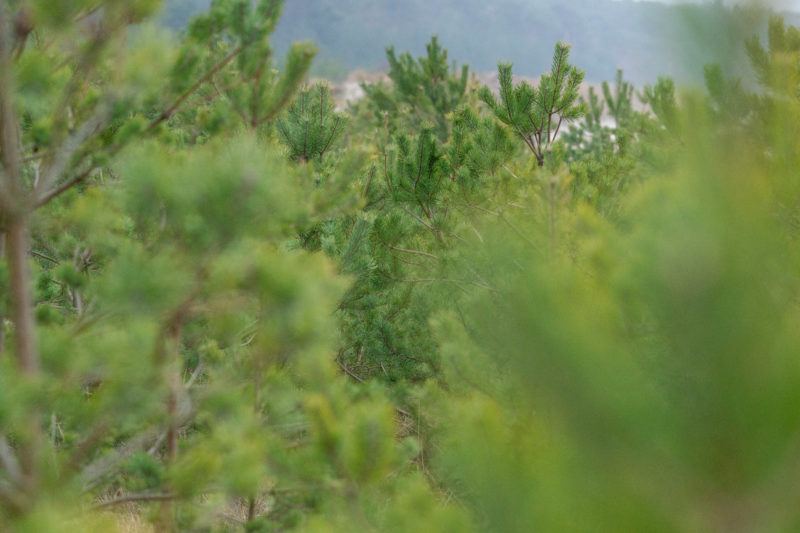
[160,0,800,84]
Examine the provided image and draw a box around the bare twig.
[399,205,436,233]
[386,244,438,260]
[502,165,521,180]
[184,361,204,390]
[336,359,364,383]
[91,492,177,510]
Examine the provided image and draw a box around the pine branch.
[337,358,365,382]
[386,244,439,260]
[91,492,177,510]
[145,44,246,134]
[35,164,97,208]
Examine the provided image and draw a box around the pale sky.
[624,0,800,11]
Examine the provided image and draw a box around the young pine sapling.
[277,83,348,162]
[479,42,586,167]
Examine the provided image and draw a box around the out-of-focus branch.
[33,103,110,199]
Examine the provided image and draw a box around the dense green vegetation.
[3,0,800,531]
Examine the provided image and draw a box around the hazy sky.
[624,0,800,10]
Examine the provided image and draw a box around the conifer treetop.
[479,41,585,167]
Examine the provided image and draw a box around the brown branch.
[336,359,364,383]
[91,492,177,510]
[395,407,413,418]
[551,115,564,143]
[399,205,435,233]
[31,249,58,264]
[0,231,5,356]
[386,244,438,260]
[35,164,96,208]
[1,1,40,382]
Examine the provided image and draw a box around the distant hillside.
[159,0,800,84]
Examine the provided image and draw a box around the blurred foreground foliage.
[1,1,800,531]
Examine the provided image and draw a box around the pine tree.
[154,0,318,135]
[745,14,800,96]
[0,2,459,530]
[640,76,679,136]
[602,68,634,128]
[277,82,348,162]
[479,42,586,167]
[362,36,469,139]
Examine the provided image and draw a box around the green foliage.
[0,3,458,531]
[386,125,447,215]
[277,83,348,162]
[479,42,586,167]
[362,36,469,139]
[173,0,317,133]
[6,3,800,532]
[447,106,515,188]
[641,76,680,136]
[560,69,649,213]
[602,68,634,128]
[429,90,800,528]
[746,14,800,95]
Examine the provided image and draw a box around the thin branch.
[336,359,364,383]
[184,362,204,390]
[387,244,439,260]
[80,425,162,492]
[34,104,110,198]
[91,492,177,510]
[72,5,103,24]
[454,199,500,217]
[383,151,393,193]
[551,115,564,143]
[502,165,521,181]
[317,115,342,160]
[399,205,436,233]
[498,213,540,252]
[31,249,59,264]
[35,164,96,208]
[145,44,245,135]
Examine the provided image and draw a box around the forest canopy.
[2,0,800,532]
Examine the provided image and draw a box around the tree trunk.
[548,178,557,253]
[158,319,184,533]
[1,0,40,496]
[6,214,38,374]
[0,229,6,356]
